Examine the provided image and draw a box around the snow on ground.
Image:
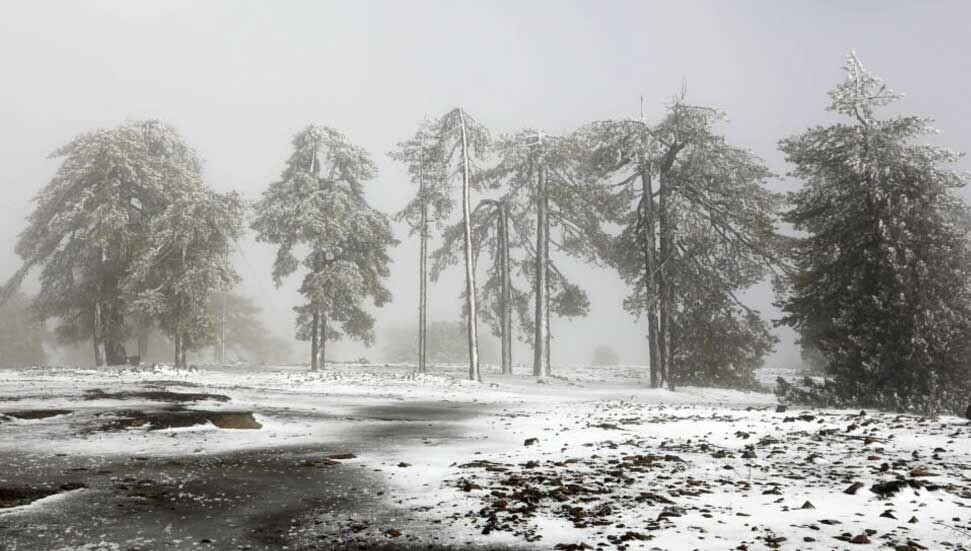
[0,362,969,550]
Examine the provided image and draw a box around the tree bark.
[93,299,107,367]
[310,309,320,371]
[417,138,428,374]
[533,143,550,378]
[218,292,227,364]
[137,326,149,363]
[458,109,481,381]
[640,172,660,388]
[173,334,182,367]
[320,307,327,370]
[498,201,512,375]
[658,184,670,389]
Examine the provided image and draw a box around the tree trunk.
[417,139,429,374]
[458,109,481,381]
[310,310,320,372]
[93,299,107,367]
[639,172,661,388]
[533,144,550,378]
[218,292,227,364]
[97,299,127,366]
[179,335,188,368]
[137,326,149,363]
[320,308,327,370]
[498,201,512,375]
[173,334,182,367]
[545,206,552,376]
[658,166,674,390]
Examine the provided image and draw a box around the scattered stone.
[327,453,357,460]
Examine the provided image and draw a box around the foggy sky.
[2,1,970,367]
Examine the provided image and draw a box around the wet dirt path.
[0,399,526,551]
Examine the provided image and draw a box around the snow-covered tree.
[580,98,782,389]
[431,197,519,374]
[208,291,282,364]
[6,120,204,366]
[479,131,603,377]
[125,187,244,367]
[251,125,396,371]
[390,119,452,374]
[423,108,491,381]
[778,53,971,414]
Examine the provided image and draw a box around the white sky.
[1,1,969,367]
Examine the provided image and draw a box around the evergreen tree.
[479,130,604,376]
[390,120,452,374]
[7,120,204,366]
[208,291,285,364]
[125,187,244,367]
[581,98,782,389]
[424,108,491,381]
[251,125,396,371]
[778,53,971,414]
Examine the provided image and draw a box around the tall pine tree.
[778,53,971,414]
[7,120,205,366]
[390,120,452,374]
[252,125,396,371]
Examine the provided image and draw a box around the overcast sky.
[2,1,969,367]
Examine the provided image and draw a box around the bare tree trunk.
[658,168,674,390]
[545,201,551,376]
[137,326,149,363]
[417,139,428,374]
[179,335,188,368]
[218,292,227,364]
[310,309,320,372]
[320,308,327,370]
[498,201,512,375]
[93,299,107,367]
[533,143,550,378]
[458,109,480,381]
[640,172,660,388]
[173,334,182,367]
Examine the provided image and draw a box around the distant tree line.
[3,53,970,414]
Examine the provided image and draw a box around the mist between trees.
[2,52,971,415]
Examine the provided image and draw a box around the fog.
[2,0,969,367]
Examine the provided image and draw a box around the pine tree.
[778,53,971,414]
[430,196,521,374]
[208,291,278,363]
[581,98,782,389]
[7,120,204,366]
[482,130,604,376]
[390,120,452,374]
[423,108,490,381]
[251,125,396,371]
[125,187,244,367]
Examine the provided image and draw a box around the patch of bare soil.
[84,388,231,402]
[0,482,86,508]
[0,409,73,420]
[98,408,262,430]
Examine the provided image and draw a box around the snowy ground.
[0,363,969,551]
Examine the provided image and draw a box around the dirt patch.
[0,483,86,508]
[1,409,73,420]
[100,409,261,430]
[84,388,230,403]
